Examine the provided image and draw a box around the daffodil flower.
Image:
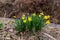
[44,15,50,19]
[23,20,27,23]
[39,15,41,17]
[32,13,36,16]
[22,14,25,17]
[22,16,25,20]
[40,12,44,15]
[22,14,26,20]
[46,20,50,25]
[28,16,32,22]
[13,16,16,18]
[47,15,50,19]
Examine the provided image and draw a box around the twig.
[42,32,56,40]
[3,10,7,24]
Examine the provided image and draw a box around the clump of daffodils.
[15,12,50,32]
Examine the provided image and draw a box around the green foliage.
[15,18,26,32]
[15,13,50,32]
[0,22,3,29]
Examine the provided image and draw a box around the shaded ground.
[0,0,60,23]
[0,17,60,40]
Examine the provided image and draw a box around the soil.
[0,0,60,40]
[0,17,60,40]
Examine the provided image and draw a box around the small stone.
[6,37,11,40]
[7,34,10,37]
[9,28,13,32]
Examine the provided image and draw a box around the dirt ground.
[0,17,60,40]
[0,0,60,40]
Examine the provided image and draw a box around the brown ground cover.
[0,0,60,23]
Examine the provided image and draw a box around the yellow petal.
[44,16,48,19]
[22,14,26,20]
[40,12,44,15]
[44,15,50,19]
[46,20,50,25]
[28,16,32,22]
[39,15,41,17]
[32,13,36,16]
[47,15,50,19]
[23,20,27,23]
[22,16,25,20]
[13,16,16,18]
[22,14,25,17]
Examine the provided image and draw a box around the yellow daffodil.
[39,15,41,17]
[46,20,50,25]
[22,14,26,20]
[44,15,50,19]
[47,15,50,19]
[13,16,16,18]
[23,20,27,23]
[28,16,32,22]
[40,12,44,15]
[32,13,36,16]
[22,16,25,20]
[44,16,48,19]
[22,14,25,17]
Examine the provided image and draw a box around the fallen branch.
[42,32,56,40]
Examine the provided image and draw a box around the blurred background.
[0,0,60,24]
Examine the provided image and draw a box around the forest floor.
[0,17,60,40]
